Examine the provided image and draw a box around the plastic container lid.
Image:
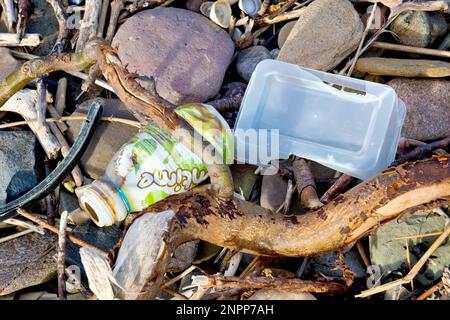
[234,60,406,180]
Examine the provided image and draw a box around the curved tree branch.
[83,156,450,299]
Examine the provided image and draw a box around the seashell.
[200,1,232,28]
[238,0,262,17]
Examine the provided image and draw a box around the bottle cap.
[75,179,128,227]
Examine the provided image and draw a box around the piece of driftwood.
[192,275,348,294]
[48,104,68,133]
[82,156,450,299]
[393,137,450,166]
[47,0,69,54]
[0,33,41,47]
[0,89,60,159]
[97,0,110,38]
[18,208,110,259]
[355,58,450,77]
[57,210,68,300]
[47,117,84,187]
[1,0,16,32]
[255,8,305,26]
[16,0,30,40]
[293,158,323,210]
[320,174,354,204]
[371,41,450,59]
[55,77,67,115]
[76,0,101,52]
[105,0,124,43]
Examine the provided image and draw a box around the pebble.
[0,131,38,205]
[0,232,56,296]
[389,11,447,48]
[236,46,272,82]
[0,48,20,82]
[370,211,450,286]
[277,0,364,71]
[388,78,450,141]
[260,173,287,211]
[112,7,234,105]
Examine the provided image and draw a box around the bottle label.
[114,103,232,212]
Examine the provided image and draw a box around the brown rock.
[0,232,56,296]
[0,48,20,82]
[277,0,363,71]
[388,78,450,140]
[260,174,287,211]
[112,7,234,105]
[277,21,296,49]
[67,99,139,179]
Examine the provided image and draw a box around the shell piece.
[211,0,232,28]
[199,1,213,16]
[201,0,232,28]
[238,0,262,17]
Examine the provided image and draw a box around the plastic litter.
[234,60,406,180]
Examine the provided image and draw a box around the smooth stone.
[0,232,56,296]
[0,48,20,82]
[66,221,122,287]
[59,189,80,215]
[277,21,296,48]
[231,164,259,200]
[277,0,364,71]
[370,212,450,286]
[388,78,450,140]
[66,99,139,179]
[113,7,234,105]
[168,241,199,273]
[0,131,38,205]
[260,174,287,211]
[389,11,447,48]
[355,57,450,77]
[235,46,272,82]
[248,289,316,300]
[27,0,59,56]
[308,249,366,279]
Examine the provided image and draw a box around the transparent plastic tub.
[234,60,406,180]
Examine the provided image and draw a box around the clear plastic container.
[234,60,406,180]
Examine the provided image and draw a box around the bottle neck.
[75,179,128,227]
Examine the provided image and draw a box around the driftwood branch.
[0,89,61,158]
[0,33,41,46]
[292,158,323,210]
[1,0,16,32]
[194,275,348,295]
[105,0,124,43]
[47,0,69,54]
[57,210,68,300]
[76,0,101,52]
[16,0,30,41]
[82,156,450,299]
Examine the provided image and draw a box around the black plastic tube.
[0,101,103,221]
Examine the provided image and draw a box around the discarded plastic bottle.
[75,103,233,227]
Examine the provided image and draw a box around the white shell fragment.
[238,0,262,17]
[201,1,232,28]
